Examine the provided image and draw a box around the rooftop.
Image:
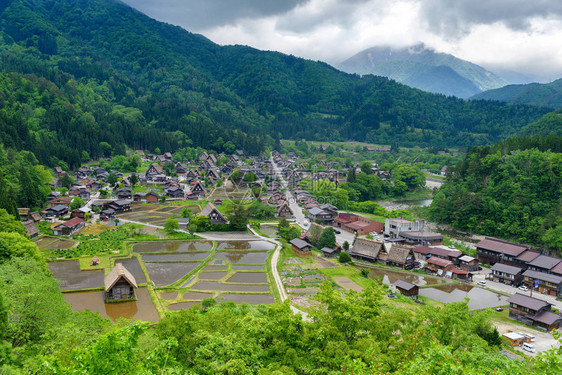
[507,293,550,311]
[522,269,562,284]
[491,263,523,275]
[476,237,528,257]
[527,255,562,270]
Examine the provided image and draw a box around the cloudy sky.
[122,0,562,83]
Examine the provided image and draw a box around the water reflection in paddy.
[216,240,275,250]
[133,240,213,253]
[64,288,159,321]
[420,284,509,310]
[364,267,447,286]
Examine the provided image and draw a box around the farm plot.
[141,252,210,262]
[218,294,274,305]
[215,251,269,264]
[133,240,213,253]
[116,257,146,284]
[216,240,275,250]
[36,237,77,250]
[190,281,270,292]
[226,272,268,284]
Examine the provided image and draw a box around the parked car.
[519,285,529,291]
[522,343,536,353]
[477,280,487,287]
[334,229,341,234]
[495,307,503,312]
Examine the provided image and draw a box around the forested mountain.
[430,135,562,254]
[519,110,562,136]
[0,0,550,170]
[339,44,507,98]
[472,78,562,109]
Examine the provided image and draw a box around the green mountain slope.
[471,78,562,109]
[0,0,550,169]
[339,44,508,98]
[519,110,562,136]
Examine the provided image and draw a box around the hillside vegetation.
[0,0,550,170]
[430,136,562,253]
[472,78,562,109]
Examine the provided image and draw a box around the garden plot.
[216,240,275,250]
[49,261,104,290]
[145,262,200,286]
[215,251,269,264]
[141,252,209,262]
[36,237,77,250]
[226,272,267,284]
[231,265,265,271]
[190,281,270,292]
[133,240,213,253]
[183,291,214,300]
[202,265,228,271]
[119,204,200,227]
[160,291,178,300]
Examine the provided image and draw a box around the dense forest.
[1,210,561,374]
[0,0,551,169]
[471,78,562,109]
[429,135,562,254]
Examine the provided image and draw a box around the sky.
[122,0,562,83]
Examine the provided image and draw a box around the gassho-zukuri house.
[104,263,138,302]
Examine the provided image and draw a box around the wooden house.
[190,181,206,196]
[290,238,312,257]
[200,203,228,225]
[146,192,159,203]
[393,279,419,296]
[491,263,524,286]
[53,217,85,236]
[104,263,137,301]
[522,270,562,296]
[146,163,164,179]
[507,293,562,331]
[349,238,383,263]
[23,220,39,239]
[321,247,340,258]
[277,203,293,218]
[44,205,69,218]
[386,245,415,268]
[106,200,131,213]
[476,237,528,266]
[166,186,184,198]
[50,197,72,207]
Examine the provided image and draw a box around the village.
[16,146,562,357]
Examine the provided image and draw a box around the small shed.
[393,279,419,296]
[502,332,524,346]
[321,247,340,258]
[104,263,138,301]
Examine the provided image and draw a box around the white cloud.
[124,0,562,82]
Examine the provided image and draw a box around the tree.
[346,167,356,183]
[181,207,192,219]
[129,173,139,186]
[60,173,74,189]
[317,227,336,249]
[0,210,27,237]
[164,218,179,234]
[70,197,85,210]
[342,241,350,250]
[154,147,161,155]
[107,173,118,186]
[163,161,176,176]
[99,142,113,158]
[338,252,351,263]
[360,161,373,175]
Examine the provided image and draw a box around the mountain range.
[339,44,508,99]
[471,78,562,109]
[0,0,550,169]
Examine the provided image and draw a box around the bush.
[338,252,351,263]
[360,269,369,278]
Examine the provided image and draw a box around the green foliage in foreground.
[52,226,134,258]
[430,139,562,253]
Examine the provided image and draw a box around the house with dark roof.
[44,205,69,218]
[526,255,561,274]
[476,237,528,266]
[146,163,164,179]
[277,203,294,218]
[491,263,524,286]
[399,231,443,246]
[106,200,131,213]
[551,262,562,277]
[200,203,228,225]
[104,263,137,301]
[507,293,562,331]
[349,238,383,262]
[307,207,335,224]
[166,186,184,199]
[393,279,419,296]
[290,238,312,256]
[384,245,415,268]
[522,270,562,296]
[458,255,479,272]
[23,220,39,239]
[321,247,340,258]
[514,250,540,268]
[117,188,132,200]
[53,217,85,236]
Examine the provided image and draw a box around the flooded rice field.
[364,267,448,287]
[198,271,228,280]
[227,272,267,284]
[49,261,104,290]
[144,262,199,286]
[215,251,269,264]
[117,257,146,284]
[419,283,509,310]
[218,294,274,305]
[64,288,159,321]
[160,291,178,300]
[141,252,209,262]
[216,240,275,250]
[183,291,214,300]
[191,280,270,292]
[168,301,199,311]
[202,265,228,271]
[231,265,265,271]
[133,240,213,253]
[259,225,278,237]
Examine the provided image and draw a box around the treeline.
[430,136,562,253]
[0,0,552,172]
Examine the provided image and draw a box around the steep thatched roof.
[387,245,412,264]
[104,263,137,291]
[350,238,383,261]
[305,223,324,246]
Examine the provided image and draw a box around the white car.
[522,343,536,353]
[477,280,486,287]
[518,285,529,291]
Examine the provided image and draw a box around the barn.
[104,263,138,301]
